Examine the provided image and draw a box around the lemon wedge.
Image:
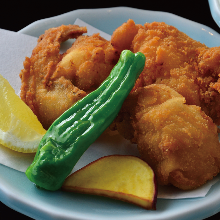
[0,74,46,153]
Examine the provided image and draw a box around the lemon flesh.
[0,74,46,153]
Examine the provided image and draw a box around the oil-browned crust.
[20,25,119,129]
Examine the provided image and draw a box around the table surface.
[1,1,220,219]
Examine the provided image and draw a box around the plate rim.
[2,6,220,220]
[208,0,220,28]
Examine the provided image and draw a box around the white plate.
[1,6,220,220]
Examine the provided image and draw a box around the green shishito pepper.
[25,50,146,191]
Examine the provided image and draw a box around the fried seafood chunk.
[55,33,119,92]
[20,25,119,129]
[111,19,141,53]
[129,84,220,190]
[111,20,220,125]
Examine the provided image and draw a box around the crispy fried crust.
[20,25,119,129]
[111,20,220,125]
[110,20,220,190]
[132,85,220,190]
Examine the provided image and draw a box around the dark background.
[0,1,220,219]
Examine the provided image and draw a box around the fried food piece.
[111,20,220,125]
[55,33,119,92]
[110,20,220,190]
[197,47,220,124]
[20,25,87,129]
[130,84,220,190]
[20,25,119,129]
[110,81,183,141]
[111,19,141,53]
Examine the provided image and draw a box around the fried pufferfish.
[126,84,220,190]
[111,19,220,125]
[20,25,119,129]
